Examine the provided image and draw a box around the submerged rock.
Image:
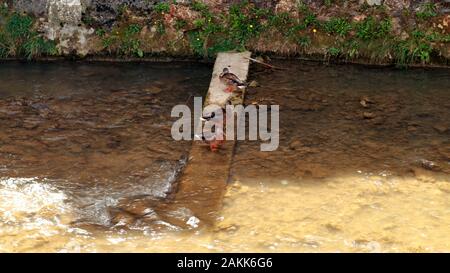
[411,167,437,183]
[419,159,441,172]
[433,124,449,133]
[363,112,376,119]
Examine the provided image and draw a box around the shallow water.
[0,62,211,230]
[0,61,449,252]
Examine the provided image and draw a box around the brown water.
[0,62,211,233]
[0,61,449,252]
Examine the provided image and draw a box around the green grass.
[416,3,437,20]
[186,1,320,57]
[87,1,450,65]
[120,24,143,57]
[1,0,439,65]
[99,23,144,57]
[154,2,170,14]
[327,47,341,57]
[0,12,57,59]
[175,19,187,30]
[181,0,442,66]
[324,0,334,7]
[323,18,352,37]
[24,36,57,59]
[191,1,209,13]
[393,29,440,65]
[296,36,311,48]
[355,16,391,41]
[0,3,9,17]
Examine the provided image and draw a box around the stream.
[0,60,449,252]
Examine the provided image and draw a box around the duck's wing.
[223,73,245,85]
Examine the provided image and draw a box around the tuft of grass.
[24,36,57,59]
[327,47,341,57]
[416,3,437,20]
[355,16,391,41]
[188,31,204,56]
[393,29,440,65]
[191,1,209,13]
[344,39,360,59]
[6,13,33,42]
[175,19,187,30]
[323,18,352,37]
[227,2,262,47]
[296,36,311,48]
[154,2,170,14]
[0,12,57,59]
[0,3,8,17]
[324,0,334,7]
[98,23,144,57]
[120,24,143,57]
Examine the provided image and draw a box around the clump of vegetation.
[355,16,391,41]
[175,1,446,65]
[323,18,352,37]
[394,29,449,65]
[120,24,143,57]
[0,11,57,59]
[154,2,171,14]
[416,3,437,20]
[327,47,341,57]
[185,1,321,57]
[97,23,144,57]
[189,1,226,56]
[186,1,269,57]
[296,36,311,48]
[324,0,334,7]
[227,3,265,48]
[1,0,447,66]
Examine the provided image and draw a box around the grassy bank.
[1,1,449,66]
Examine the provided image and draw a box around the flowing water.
[0,61,449,252]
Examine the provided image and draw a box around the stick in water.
[244,57,287,70]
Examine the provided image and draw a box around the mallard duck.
[196,132,225,152]
[196,105,226,152]
[219,67,247,93]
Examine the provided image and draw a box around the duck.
[197,132,225,152]
[219,67,247,93]
[196,105,226,152]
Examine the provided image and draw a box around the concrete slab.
[171,51,251,227]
